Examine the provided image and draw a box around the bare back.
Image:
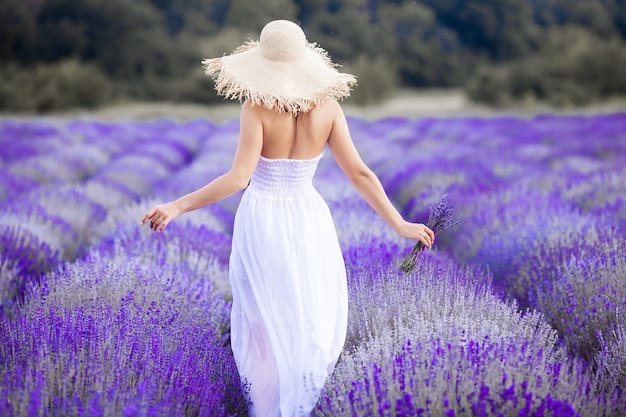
[250,100,337,160]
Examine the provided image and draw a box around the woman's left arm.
[142,102,263,231]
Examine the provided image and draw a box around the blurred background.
[1,0,626,114]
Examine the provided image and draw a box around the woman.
[142,20,434,417]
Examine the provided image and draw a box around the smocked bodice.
[248,153,323,196]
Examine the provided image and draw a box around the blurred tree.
[2,0,626,110]
[181,0,230,35]
[566,2,615,36]
[530,0,617,37]
[422,0,540,60]
[467,25,626,106]
[342,54,398,105]
[376,1,467,86]
[294,0,326,26]
[0,0,36,62]
[225,0,299,32]
[0,59,113,112]
[604,0,626,38]
[148,0,228,36]
[304,1,378,62]
[35,0,185,79]
[195,26,259,57]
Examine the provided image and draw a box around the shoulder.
[314,99,342,115]
[242,100,289,122]
[242,100,264,115]
[240,100,267,125]
[307,100,344,126]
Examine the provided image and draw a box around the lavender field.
[1,113,625,416]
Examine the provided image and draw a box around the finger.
[158,220,168,232]
[141,208,156,224]
[423,232,433,249]
[155,214,169,231]
[150,216,161,230]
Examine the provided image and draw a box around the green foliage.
[376,2,468,87]
[225,0,299,32]
[305,7,375,63]
[1,0,626,111]
[342,55,398,106]
[606,0,626,38]
[466,26,626,107]
[196,27,259,58]
[118,68,223,106]
[35,0,176,77]
[0,59,113,112]
[423,0,541,60]
[148,0,228,36]
[0,0,36,62]
[531,0,618,37]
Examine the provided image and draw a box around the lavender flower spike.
[398,194,458,273]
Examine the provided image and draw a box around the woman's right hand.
[141,202,183,232]
[395,221,435,249]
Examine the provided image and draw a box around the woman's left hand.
[141,202,183,232]
[394,220,435,249]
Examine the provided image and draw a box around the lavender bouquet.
[398,194,458,273]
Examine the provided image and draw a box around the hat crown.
[260,20,307,62]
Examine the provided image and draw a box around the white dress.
[229,153,348,417]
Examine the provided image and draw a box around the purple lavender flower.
[398,194,458,273]
[2,114,626,416]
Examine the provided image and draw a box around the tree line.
[1,0,626,112]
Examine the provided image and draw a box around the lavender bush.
[1,217,244,415]
[0,226,59,311]
[0,275,245,416]
[530,234,626,359]
[318,251,619,416]
[398,194,458,273]
[0,118,219,312]
[365,114,626,414]
[1,114,625,416]
[596,321,626,389]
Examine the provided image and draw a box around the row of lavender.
[0,118,246,416]
[352,114,626,411]
[319,114,626,415]
[0,119,209,307]
[364,117,626,360]
[1,114,624,416]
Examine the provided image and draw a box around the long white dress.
[228,153,348,417]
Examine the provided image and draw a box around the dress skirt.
[228,154,348,417]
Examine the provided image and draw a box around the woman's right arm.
[141,101,263,232]
[326,101,434,248]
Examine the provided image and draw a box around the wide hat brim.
[202,40,357,114]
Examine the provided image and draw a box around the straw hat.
[202,20,357,114]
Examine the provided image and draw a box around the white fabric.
[229,153,348,417]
